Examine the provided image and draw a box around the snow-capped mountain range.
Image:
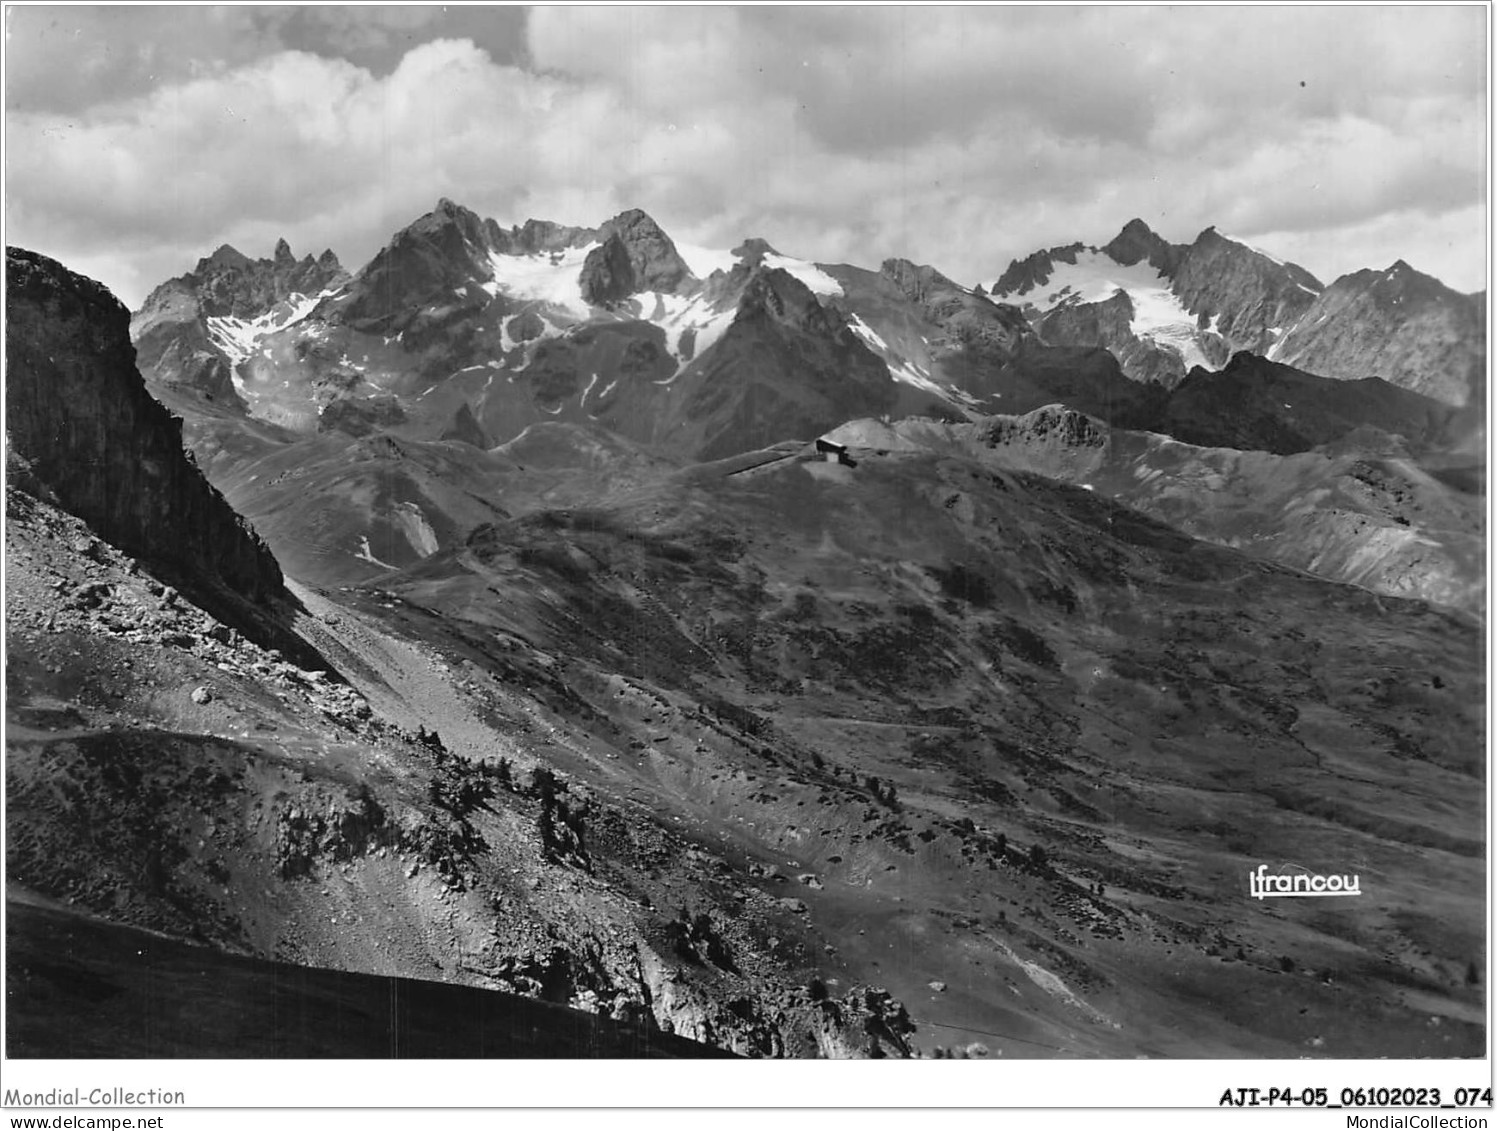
[134,204,1485,458]
[124,201,1483,588]
[988,220,1484,407]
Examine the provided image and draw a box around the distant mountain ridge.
[121,203,1483,597]
[133,238,348,407]
[991,220,1484,408]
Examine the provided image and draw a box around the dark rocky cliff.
[6,247,299,647]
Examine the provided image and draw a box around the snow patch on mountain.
[688,306,738,357]
[205,290,329,392]
[847,313,946,393]
[484,245,598,318]
[674,241,738,279]
[642,291,737,369]
[762,252,843,297]
[848,313,889,352]
[889,359,946,396]
[1019,251,1163,313]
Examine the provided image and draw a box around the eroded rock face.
[6,246,287,614]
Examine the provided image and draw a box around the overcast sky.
[4,4,1488,309]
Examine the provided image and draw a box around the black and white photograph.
[1,0,1489,1116]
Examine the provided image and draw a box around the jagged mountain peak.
[1102,218,1182,275]
[199,244,254,272]
[1367,259,1448,295]
[398,197,490,245]
[1114,217,1160,240]
[991,241,1088,298]
[582,207,695,303]
[601,207,667,235]
[140,237,348,333]
[1186,226,1323,288]
[433,196,473,219]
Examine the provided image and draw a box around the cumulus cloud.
[4,5,1486,307]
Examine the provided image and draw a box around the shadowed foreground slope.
[6,897,732,1058]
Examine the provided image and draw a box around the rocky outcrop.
[579,209,696,307]
[732,237,780,268]
[881,258,1032,361]
[1167,227,1323,354]
[1271,261,1486,407]
[503,218,598,255]
[7,247,292,640]
[979,403,1109,451]
[578,233,639,308]
[991,241,1086,297]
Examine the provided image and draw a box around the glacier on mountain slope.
[674,241,738,279]
[1013,251,1212,371]
[483,245,598,318]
